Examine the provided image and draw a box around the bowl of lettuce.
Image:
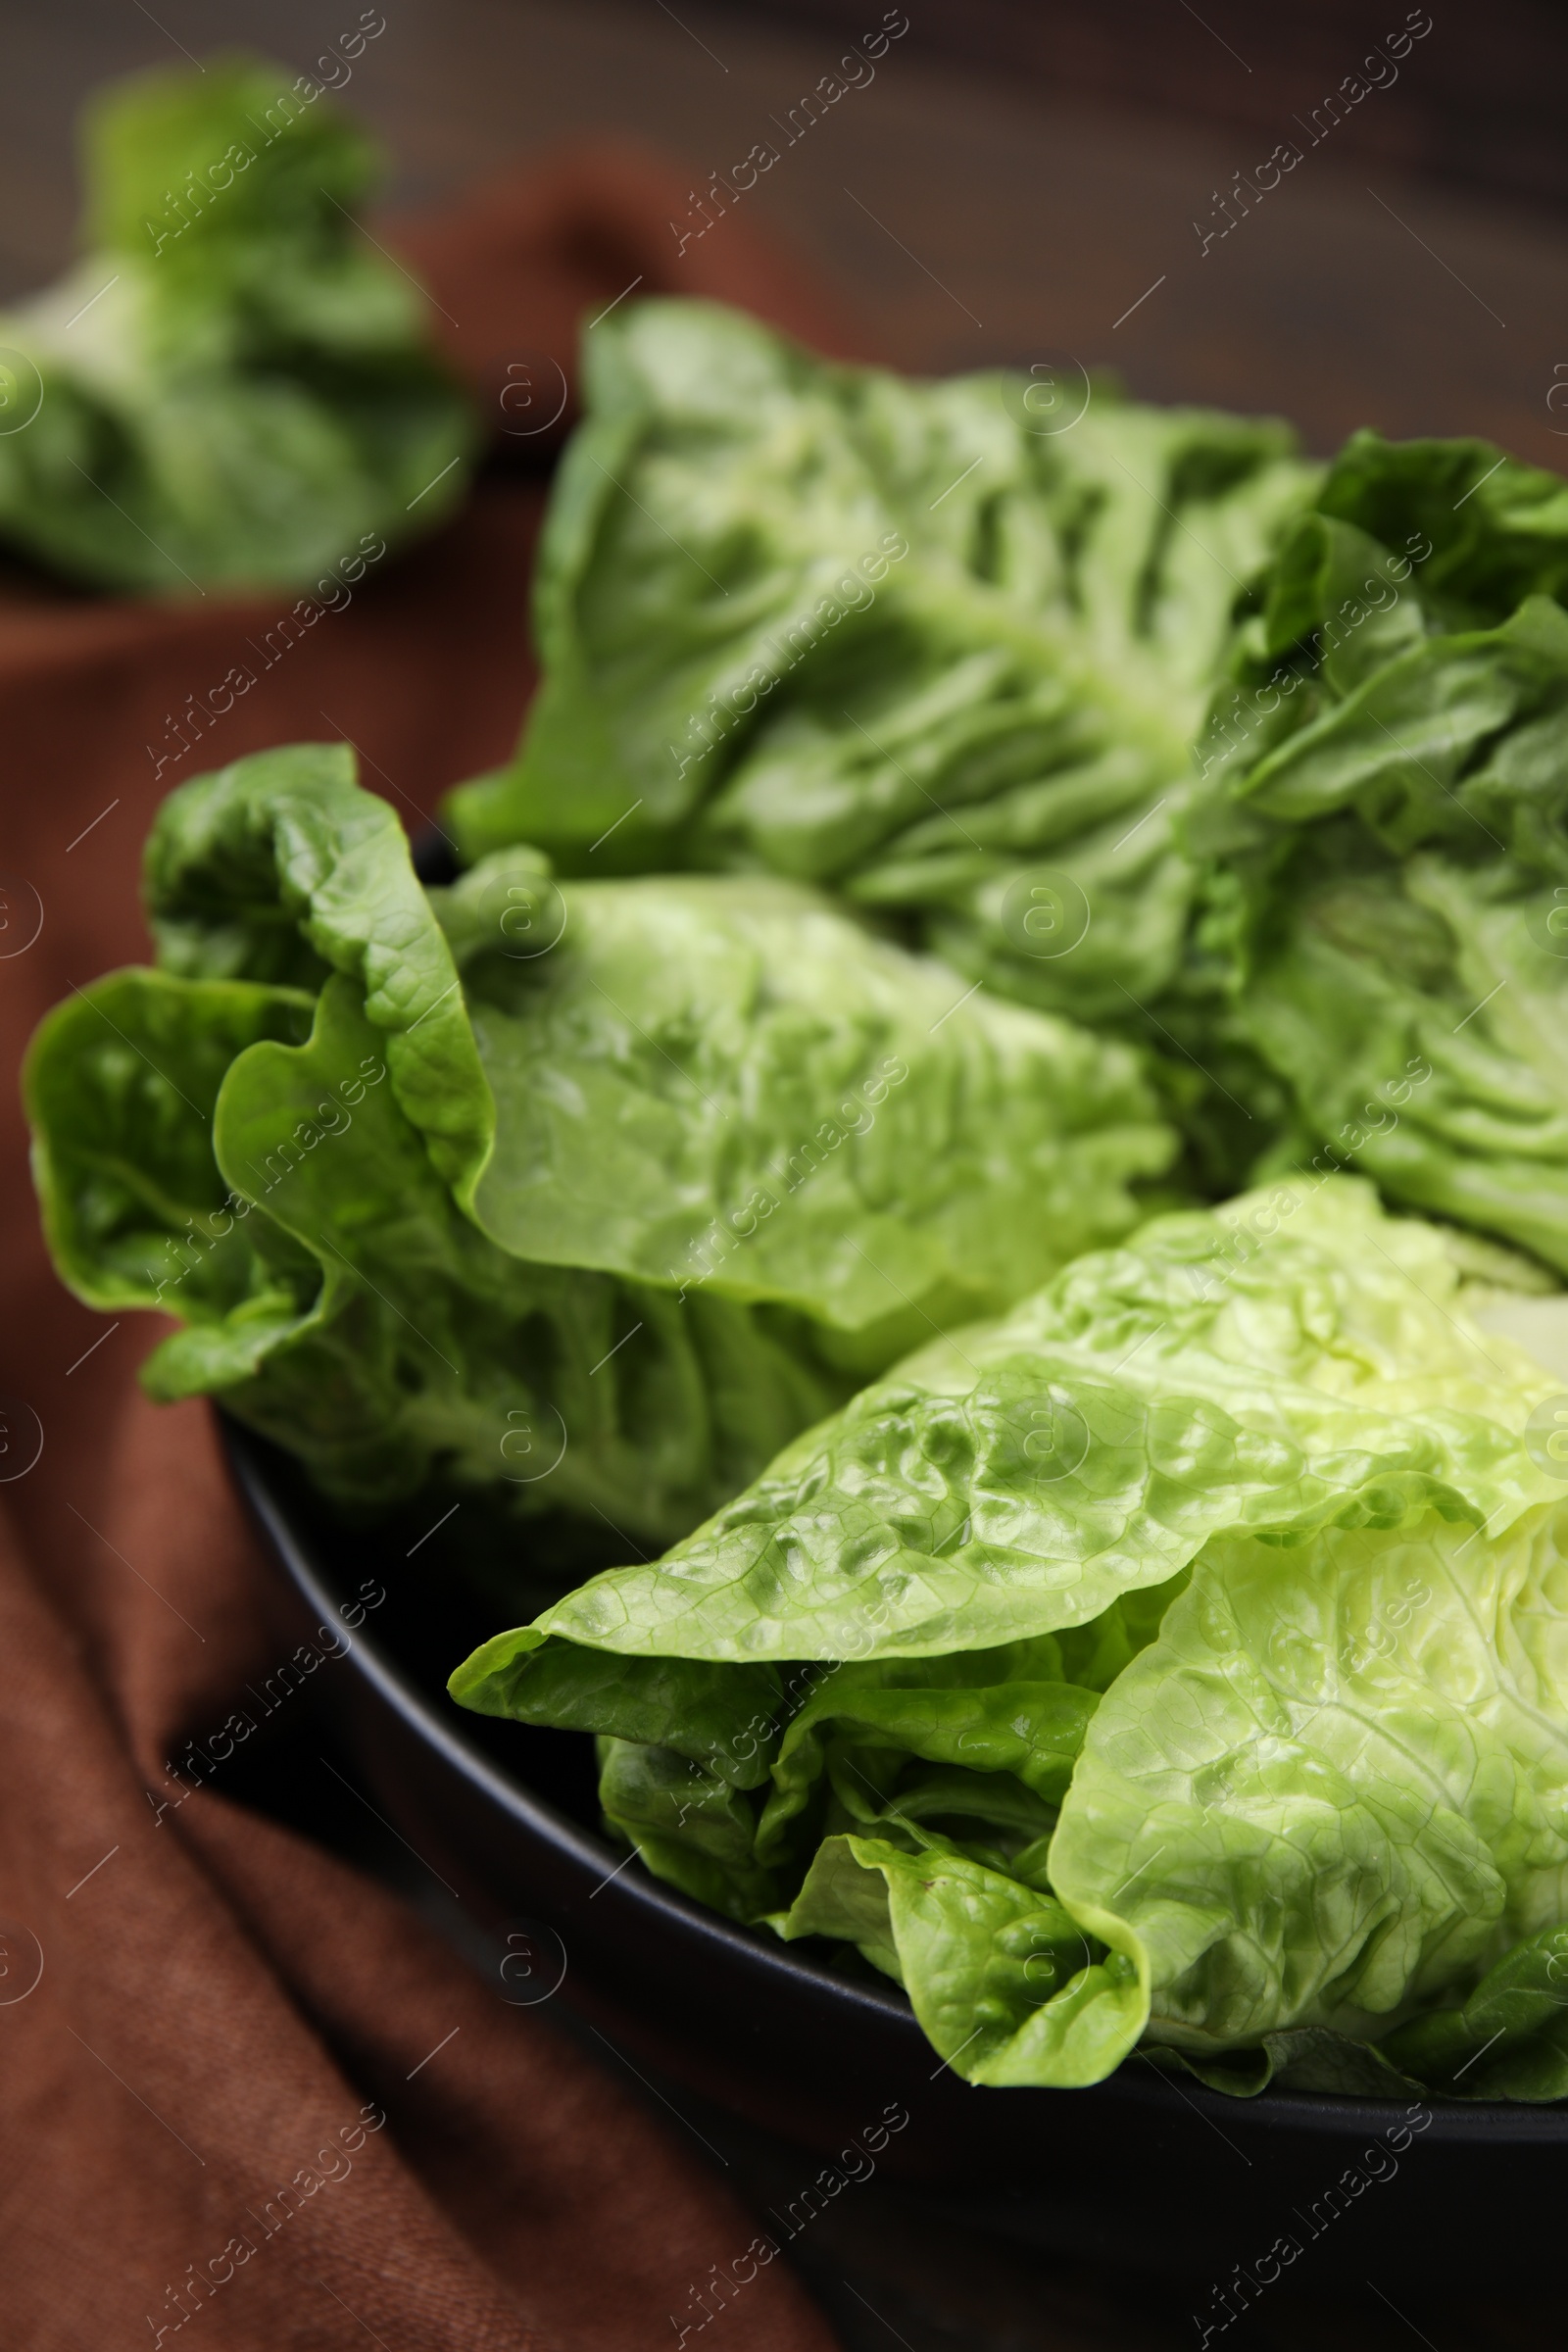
[219,1177,1568,2280]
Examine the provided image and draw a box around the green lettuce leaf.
[764,1489,1568,2092]
[0,53,474,593]
[456,1618,1160,1930]
[784,1833,1139,2083]
[1142,2027,1426,2099]
[1297,429,1568,635]
[452,1638,788,1789]
[1197,434,1568,1268]
[454,1174,1568,2092]
[595,1735,786,1923]
[31,956,834,1524]
[1383,1920,1568,2100]
[28,742,1169,1541]
[1035,1496,1568,2083]
[756,1644,1100,1856]
[432,851,1171,1348]
[444,300,1310,1059]
[148,740,493,1196]
[24,965,317,1341]
[505,1178,1561,1663]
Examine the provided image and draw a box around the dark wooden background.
[1,0,1564,466]
[760,0,1568,215]
[3,5,1563,2346]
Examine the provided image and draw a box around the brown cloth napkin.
[0,145,863,2352]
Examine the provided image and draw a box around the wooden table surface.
[3,4,1563,2346]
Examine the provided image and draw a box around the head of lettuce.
[24,742,1173,1550]
[0,53,474,595]
[452,1176,1568,2102]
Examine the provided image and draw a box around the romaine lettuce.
[26,743,1171,1544]
[471,1178,1557,1663]
[442,298,1311,1179]
[441,310,1568,1245]
[1199,433,1568,1269]
[1039,1498,1568,2085]
[454,1178,1568,2091]
[0,55,474,593]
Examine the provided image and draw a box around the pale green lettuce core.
[1048,1502,1568,2081]
[25,742,1170,1544]
[454,1178,1568,2092]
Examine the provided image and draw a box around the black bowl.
[225,1415,1568,2288]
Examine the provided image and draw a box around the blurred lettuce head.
[0,50,475,593]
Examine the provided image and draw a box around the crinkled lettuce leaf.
[455,1623,1132,1923]
[1145,2024,1426,2100]
[148,739,493,1193]
[756,1643,1101,1854]
[1037,1498,1568,2083]
[34,955,834,1527]
[453,1639,788,1789]
[454,1177,1568,2091]
[444,300,1310,1065]
[0,53,474,593]
[1198,434,1568,1269]
[788,1833,1129,2080]
[27,742,1169,1541]
[504,1178,1560,1662]
[433,852,1171,1347]
[24,965,318,1344]
[1382,1919,1568,2100]
[782,1440,1568,2096]
[577,1508,1568,2088]
[594,1733,787,1923]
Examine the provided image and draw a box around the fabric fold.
[0,141,850,2352]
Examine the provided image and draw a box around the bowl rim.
[223,1413,1568,2147]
